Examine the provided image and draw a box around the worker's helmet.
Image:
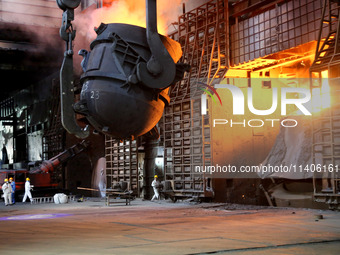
[154,175,158,178]
[4,178,8,182]
[9,177,13,181]
[26,177,30,181]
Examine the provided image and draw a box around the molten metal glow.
[98,0,168,33]
[311,70,331,113]
[76,0,183,41]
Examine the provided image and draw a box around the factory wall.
[0,73,106,196]
[0,73,55,167]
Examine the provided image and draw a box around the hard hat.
[154,175,158,178]
[26,177,30,181]
[9,177,13,181]
[4,178,8,182]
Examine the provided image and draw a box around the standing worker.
[151,175,160,201]
[22,177,33,204]
[9,177,16,204]
[2,178,13,206]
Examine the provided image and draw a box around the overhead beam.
[231,0,286,18]
[253,54,314,72]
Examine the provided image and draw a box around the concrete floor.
[0,199,339,255]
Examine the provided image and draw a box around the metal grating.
[162,97,212,197]
[310,0,340,209]
[169,0,229,100]
[42,79,64,161]
[161,0,228,198]
[0,98,14,119]
[41,78,64,184]
[312,101,340,209]
[310,0,340,72]
[230,0,324,66]
[105,137,139,194]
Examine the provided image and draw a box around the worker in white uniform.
[151,175,160,201]
[2,178,13,206]
[22,177,33,203]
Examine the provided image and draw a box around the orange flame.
[311,70,331,113]
[75,0,183,42]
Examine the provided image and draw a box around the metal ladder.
[311,0,340,72]
[310,0,340,210]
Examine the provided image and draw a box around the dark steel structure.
[105,138,139,194]
[159,0,229,199]
[310,0,340,210]
[1,0,340,208]
[57,0,189,140]
[103,0,339,203]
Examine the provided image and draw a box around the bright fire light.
[311,70,331,113]
[75,0,183,41]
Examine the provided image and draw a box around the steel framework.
[42,78,65,185]
[168,0,229,100]
[310,0,340,210]
[161,0,228,198]
[105,138,139,194]
[311,0,340,72]
[42,79,64,161]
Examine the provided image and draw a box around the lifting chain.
[57,0,80,55]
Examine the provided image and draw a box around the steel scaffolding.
[310,0,340,210]
[105,138,139,194]
[169,0,229,100]
[161,0,228,199]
